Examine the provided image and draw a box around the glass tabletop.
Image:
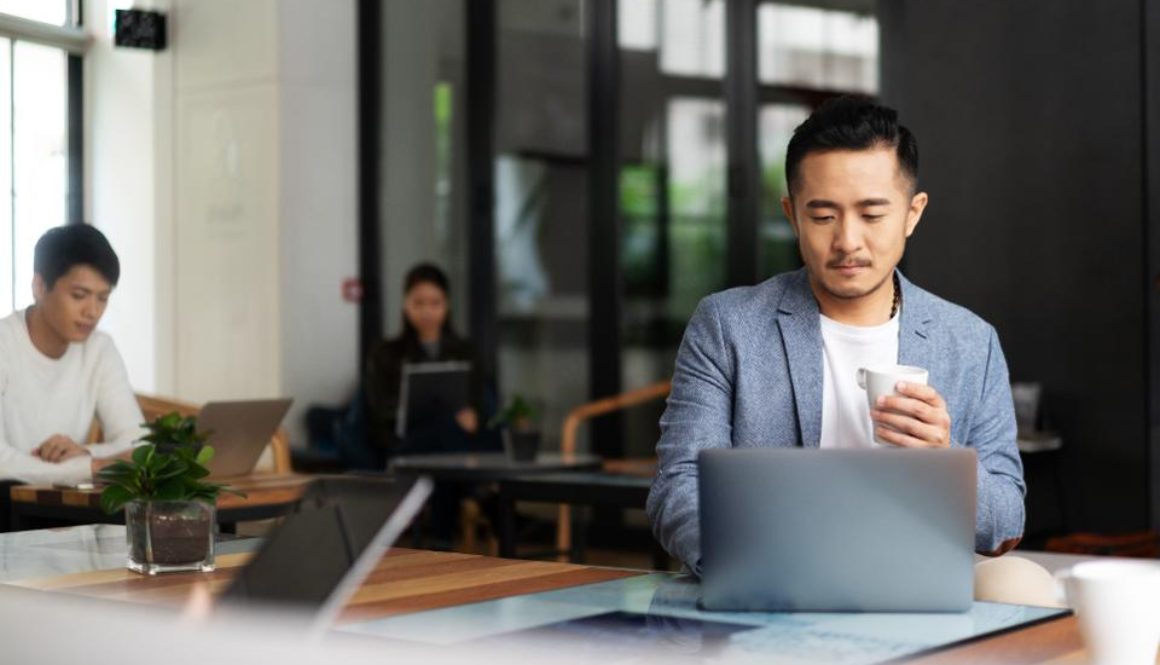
[0,524,258,582]
[340,573,1068,664]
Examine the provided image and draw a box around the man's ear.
[781,196,799,237]
[905,191,929,237]
[32,274,47,303]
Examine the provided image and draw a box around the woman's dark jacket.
[364,331,482,453]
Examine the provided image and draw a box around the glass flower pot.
[125,499,215,575]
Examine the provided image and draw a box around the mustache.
[826,257,872,269]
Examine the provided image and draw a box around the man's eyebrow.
[804,198,892,209]
[804,200,840,210]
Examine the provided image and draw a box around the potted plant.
[98,412,240,575]
[489,395,541,462]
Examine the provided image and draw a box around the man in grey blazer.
[647,97,1025,575]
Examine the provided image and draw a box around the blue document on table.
[339,574,1069,665]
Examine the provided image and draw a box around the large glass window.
[0,40,11,315]
[659,0,724,77]
[378,0,469,335]
[758,103,809,278]
[758,3,878,92]
[0,0,72,26]
[613,0,879,457]
[494,0,589,452]
[617,1,728,459]
[11,42,68,311]
[757,3,879,280]
[0,18,74,313]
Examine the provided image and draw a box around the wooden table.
[9,546,1090,662]
[10,546,640,625]
[0,526,1101,663]
[8,473,314,531]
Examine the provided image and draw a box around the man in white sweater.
[0,224,143,485]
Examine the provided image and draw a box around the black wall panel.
[881,0,1148,531]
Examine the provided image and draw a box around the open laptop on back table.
[698,447,977,613]
[194,399,293,478]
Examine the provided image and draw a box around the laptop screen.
[217,475,432,625]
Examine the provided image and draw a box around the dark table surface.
[495,470,658,563]
[389,452,603,482]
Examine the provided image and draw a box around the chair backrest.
[89,393,292,474]
[558,380,671,456]
[551,380,671,561]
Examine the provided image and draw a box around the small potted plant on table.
[489,395,541,462]
[98,413,239,575]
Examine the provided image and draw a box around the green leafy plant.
[98,412,242,515]
[137,411,209,449]
[487,395,539,431]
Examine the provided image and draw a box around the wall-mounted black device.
[114,9,167,51]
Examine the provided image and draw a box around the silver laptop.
[699,447,976,612]
[198,399,293,478]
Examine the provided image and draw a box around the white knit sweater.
[0,310,144,484]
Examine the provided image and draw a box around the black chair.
[0,480,25,533]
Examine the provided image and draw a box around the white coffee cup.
[1057,560,1160,665]
[856,364,929,445]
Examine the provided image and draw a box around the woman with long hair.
[364,264,485,549]
[365,263,481,454]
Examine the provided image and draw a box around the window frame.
[0,5,85,313]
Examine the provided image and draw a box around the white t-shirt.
[0,309,144,483]
[819,313,899,449]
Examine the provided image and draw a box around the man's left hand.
[33,435,91,463]
[870,382,952,448]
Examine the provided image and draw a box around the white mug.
[856,364,929,445]
[1057,560,1160,665]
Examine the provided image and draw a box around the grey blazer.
[646,268,1026,574]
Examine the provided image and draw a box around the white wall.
[85,0,359,446]
[172,0,281,401]
[84,0,173,395]
[277,0,360,441]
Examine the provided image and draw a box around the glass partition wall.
[493,0,592,453]
[369,0,879,462]
[615,0,879,460]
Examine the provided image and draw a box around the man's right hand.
[33,435,89,463]
[455,407,480,434]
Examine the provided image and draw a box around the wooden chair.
[555,380,671,561]
[89,393,292,474]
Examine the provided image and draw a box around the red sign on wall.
[342,277,362,303]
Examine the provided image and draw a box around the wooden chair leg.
[556,505,571,562]
[461,499,479,553]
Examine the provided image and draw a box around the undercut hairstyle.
[785,95,919,196]
[33,224,121,289]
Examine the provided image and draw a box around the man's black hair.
[785,95,919,195]
[33,224,121,289]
